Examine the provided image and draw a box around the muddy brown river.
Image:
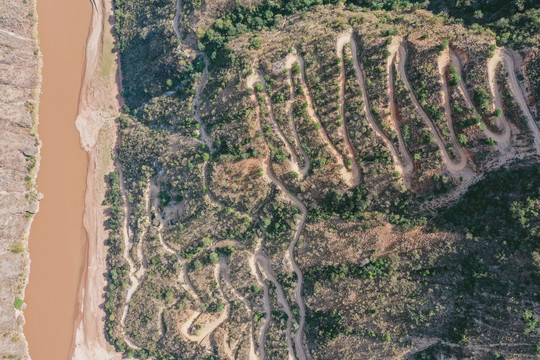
[24,0,92,358]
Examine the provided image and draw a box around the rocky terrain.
[0,0,41,358]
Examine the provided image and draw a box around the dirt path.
[247,75,295,358]
[293,50,354,187]
[248,75,309,360]
[179,264,230,344]
[388,39,414,180]
[449,49,511,150]
[285,66,311,177]
[438,49,469,165]
[116,164,141,340]
[502,49,540,155]
[336,31,361,186]
[255,254,295,360]
[254,72,302,176]
[249,240,272,359]
[119,183,151,349]
[484,48,512,145]
[398,43,467,173]
[349,35,408,177]
[220,258,258,360]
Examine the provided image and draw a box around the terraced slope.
[104,3,540,360]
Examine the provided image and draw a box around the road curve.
[254,73,302,176]
[398,43,467,173]
[349,35,409,177]
[388,40,414,178]
[502,49,540,155]
[293,50,354,187]
[336,30,361,186]
[248,74,310,360]
[449,48,512,146]
[283,54,311,178]
[438,49,469,165]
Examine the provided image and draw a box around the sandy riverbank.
[69,0,123,358]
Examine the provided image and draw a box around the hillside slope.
[104,1,540,359]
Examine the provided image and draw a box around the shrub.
[13,298,23,310]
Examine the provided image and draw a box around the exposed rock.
[0,0,41,358]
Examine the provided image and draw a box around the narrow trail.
[116,164,142,350]
[134,185,151,280]
[249,240,272,360]
[119,181,152,350]
[255,254,295,360]
[398,43,467,173]
[172,0,182,39]
[220,258,258,360]
[179,264,230,344]
[293,49,354,187]
[450,48,511,148]
[387,39,414,179]
[484,48,512,145]
[336,30,361,186]
[193,55,213,152]
[284,64,311,178]
[255,72,302,176]
[248,75,309,360]
[438,49,469,166]
[248,75,295,359]
[502,49,540,155]
[150,181,200,301]
[349,35,408,178]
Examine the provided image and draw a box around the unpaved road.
[220,258,258,360]
[398,43,467,173]
[388,39,414,179]
[248,74,309,360]
[249,240,273,359]
[503,49,540,155]
[349,35,408,177]
[285,66,311,177]
[438,49,469,165]
[253,72,302,176]
[293,50,354,187]
[483,48,512,144]
[336,30,361,186]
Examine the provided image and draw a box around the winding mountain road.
[502,49,540,155]
[336,30,361,186]
[248,73,310,360]
[438,49,469,165]
[398,43,468,173]
[293,49,354,187]
[284,54,311,178]
[348,34,410,177]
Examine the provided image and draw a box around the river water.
[24,0,92,358]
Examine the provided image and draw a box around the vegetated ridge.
[102,1,540,359]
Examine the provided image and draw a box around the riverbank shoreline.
[69,0,122,357]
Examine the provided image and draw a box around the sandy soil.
[69,0,123,358]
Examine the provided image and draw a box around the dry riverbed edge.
[69,0,123,358]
